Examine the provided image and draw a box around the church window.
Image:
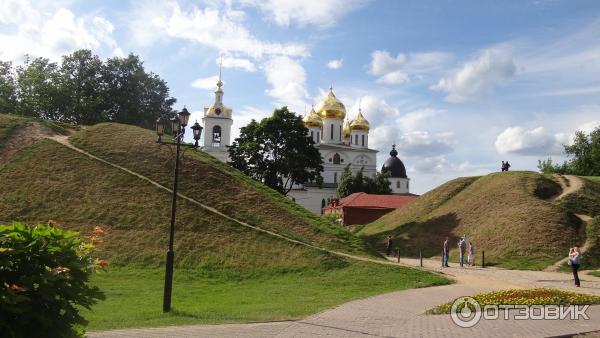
[317,131,320,141]
[329,158,332,162]
[334,172,338,183]
[330,124,333,140]
[212,125,222,147]
[407,181,409,190]
[361,135,365,146]
[339,126,342,140]
[341,159,344,163]
[397,181,400,188]
[310,131,314,139]
[333,153,341,164]
[355,134,358,145]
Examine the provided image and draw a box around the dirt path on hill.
[545,175,593,272]
[554,174,584,201]
[46,135,400,268]
[0,124,55,165]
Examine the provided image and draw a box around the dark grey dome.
[381,145,407,178]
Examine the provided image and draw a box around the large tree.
[228,107,323,195]
[538,126,600,176]
[337,165,392,198]
[3,49,176,128]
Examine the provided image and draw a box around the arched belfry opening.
[212,125,222,147]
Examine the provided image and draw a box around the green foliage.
[0,222,104,338]
[228,106,323,195]
[537,157,570,175]
[560,127,600,176]
[560,178,600,217]
[337,165,392,198]
[3,50,176,128]
[0,61,17,115]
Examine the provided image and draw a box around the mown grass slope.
[69,123,372,256]
[0,114,450,330]
[359,172,584,269]
[560,177,600,217]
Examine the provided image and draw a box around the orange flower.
[9,284,27,292]
[94,258,109,268]
[93,226,106,237]
[50,267,70,275]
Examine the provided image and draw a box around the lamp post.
[155,107,203,313]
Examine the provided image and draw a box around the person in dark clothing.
[386,235,393,256]
[570,247,581,287]
[501,161,506,172]
[442,237,450,267]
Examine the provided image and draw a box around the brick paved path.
[88,261,600,338]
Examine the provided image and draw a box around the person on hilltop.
[569,247,581,287]
[386,235,393,256]
[468,241,475,266]
[501,161,506,172]
[442,237,450,267]
[459,236,467,267]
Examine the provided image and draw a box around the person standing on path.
[386,235,393,256]
[442,237,450,267]
[570,247,581,287]
[459,237,466,267]
[468,241,475,266]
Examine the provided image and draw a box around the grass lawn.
[590,271,600,277]
[83,262,450,331]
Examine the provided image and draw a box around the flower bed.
[428,288,600,314]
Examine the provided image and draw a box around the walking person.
[468,241,475,266]
[501,161,506,172]
[386,235,393,256]
[569,247,581,287]
[459,237,466,267]
[505,161,511,171]
[443,237,450,267]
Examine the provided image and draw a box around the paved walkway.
[88,260,600,338]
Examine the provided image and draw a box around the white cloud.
[368,50,451,84]
[220,56,256,72]
[327,59,343,70]
[411,156,449,174]
[191,75,220,90]
[396,131,454,157]
[241,0,369,28]
[0,1,120,62]
[148,2,308,59]
[495,126,563,155]
[262,56,309,111]
[577,120,600,135]
[431,48,516,102]
[398,108,442,131]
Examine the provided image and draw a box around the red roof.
[336,192,418,209]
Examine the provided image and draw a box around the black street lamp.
[155,107,202,313]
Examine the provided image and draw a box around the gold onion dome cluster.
[350,109,370,131]
[302,106,322,128]
[315,87,346,119]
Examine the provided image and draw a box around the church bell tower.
[202,63,233,162]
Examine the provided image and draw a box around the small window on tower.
[333,153,341,164]
[330,124,333,140]
[355,134,358,145]
[334,172,338,183]
[310,131,314,139]
[212,125,222,147]
[361,135,365,146]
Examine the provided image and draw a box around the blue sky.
[2,0,600,193]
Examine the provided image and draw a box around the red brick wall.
[342,207,394,225]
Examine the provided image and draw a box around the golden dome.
[343,119,351,139]
[302,106,322,128]
[350,109,370,131]
[316,87,346,119]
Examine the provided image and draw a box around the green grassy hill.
[0,114,448,330]
[359,172,588,269]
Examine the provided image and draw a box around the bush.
[0,222,105,338]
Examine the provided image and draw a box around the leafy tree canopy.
[228,106,323,195]
[1,49,176,128]
[537,126,600,176]
[337,165,392,198]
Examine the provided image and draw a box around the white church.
[201,73,411,214]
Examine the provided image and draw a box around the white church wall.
[288,187,337,214]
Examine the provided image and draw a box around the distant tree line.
[0,49,176,128]
[337,165,392,198]
[538,126,600,176]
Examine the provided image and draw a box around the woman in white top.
[569,247,581,287]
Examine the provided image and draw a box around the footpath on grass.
[88,260,600,338]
